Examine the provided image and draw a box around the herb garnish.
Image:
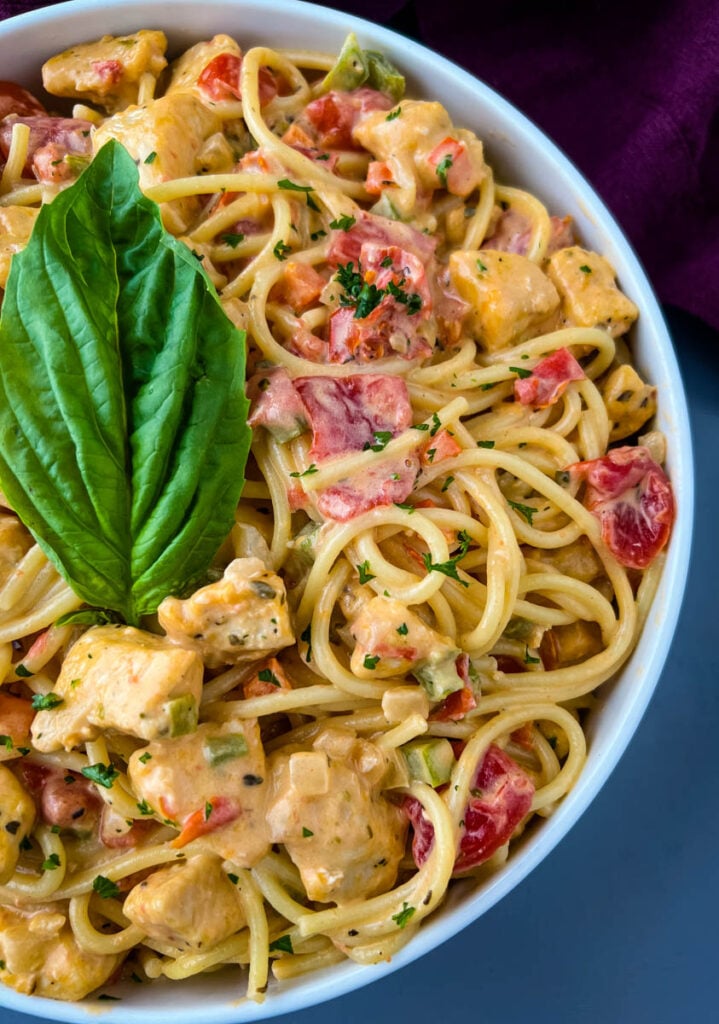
[507,499,537,525]
[392,901,416,929]
[93,875,121,899]
[0,142,251,625]
[31,692,63,711]
[329,215,356,232]
[357,560,376,584]
[81,762,120,789]
[422,530,472,587]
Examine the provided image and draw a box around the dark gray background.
[1,305,715,1024]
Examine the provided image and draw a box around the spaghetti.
[0,28,674,1004]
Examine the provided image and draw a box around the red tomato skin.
[0,81,46,120]
[404,744,534,872]
[514,347,585,407]
[569,445,675,569]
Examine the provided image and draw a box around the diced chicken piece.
[353,100,486,217]
[123,853,245,951]
[166,34,242,96]
[522,536,604,584]
[93,93,222,233]
[0,765,35,883]
[0,208,38,289]
[0,693,35,762]
[128,717,270,866]
[0,515,32,582]
[449,249,560,352]
[546,246,639,337]
[30,625,203,753]
[600,363,657,441]
[349,596,459,682]
[158,557,294,667]
[42,31,168,113]
[0,904,122,999]
[266,728,407,903]
[540,620,604,668]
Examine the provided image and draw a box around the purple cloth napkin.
[1,0,717,330]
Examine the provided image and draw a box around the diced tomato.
[482,208,532,256]
[426,136,476,197]
[404,744,534,872]
[514,347,585,408]
[546,214,575,255]
[510,722,535,750]
[242,656,293,698]
[289,323,329,362]
[0,692,35,747]
[171,795,241,848]
[0,115,93,179]
[91,59,123,84]
[303,87,392,149]
[317,454,419,521]
[19,762,103,833]
[198,54,278,105]
[431,685,477,722]
[568,445,674,569]
[269,261,326,311]
[281,123,339,170]
[294,373,413,459]
[0,81,46,120]
[247,367,309,439]
[328,210,437,268]
[422,428,462,466]
[365,160,394,195]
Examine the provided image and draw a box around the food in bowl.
[0,22,675,1006]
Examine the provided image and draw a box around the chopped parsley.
[392,901,416,929]
[277,178,320,211]
[138,752,152,764]
[0,735,12,751]
[476,259,488,273]
[422,530,472,587]
[441,475,454,492]
[41,853,61,871]
[397,623,409,636]
[269,935,294,955]
[221,232,245,248]
[136,800,154,816]
[435,154,453,188]
[357,560,376,585]
[289,464,318,478]
[14,664,33,678]
[302,826,314,837]
[273,239,292,261]
[429,412,442,437]
[31,692,63,710]
[329,215,356,232]
[509,365,532,379]
[227,872,239,884]
[143,151,157,164]
[579,264,592,274]
[363,654,380,670]
[363,429,393,452]
[507,499,537,525]
[93,875,121,899]
[476,440,495,449]
[386,107,402,121]
[310,229,327,241]
[81,762,119,789]
[258,667,282,686]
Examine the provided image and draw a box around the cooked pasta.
[0,28,675,1004]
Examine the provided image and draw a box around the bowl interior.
[0,1,693,1021]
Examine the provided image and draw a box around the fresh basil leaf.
[0,141,251,624]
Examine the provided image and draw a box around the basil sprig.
[0,141,251,624]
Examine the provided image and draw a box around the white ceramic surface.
[0,2,694,1021]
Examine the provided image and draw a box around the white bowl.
[0,1,694,1021]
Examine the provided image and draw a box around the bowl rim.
[0,1,694,1021]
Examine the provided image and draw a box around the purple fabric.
[1,0,717,329]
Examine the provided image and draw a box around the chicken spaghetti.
[0,29,674,1003]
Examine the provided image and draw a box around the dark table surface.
[0,1,717,1020]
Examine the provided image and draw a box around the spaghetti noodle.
[0,28,674,1003]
